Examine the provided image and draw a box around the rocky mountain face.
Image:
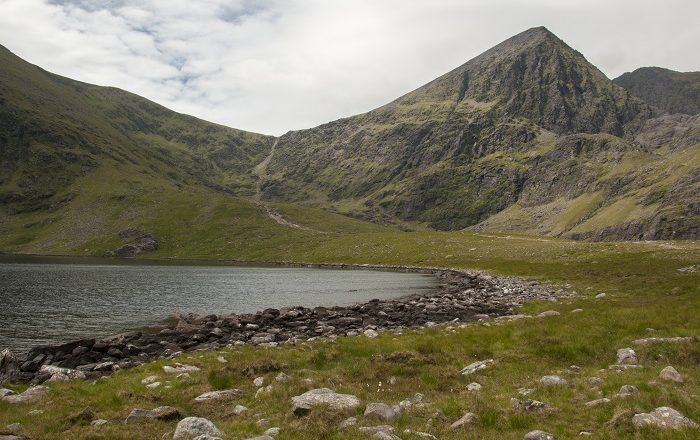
[0,44,273,217]
[614,67,700,115]
[261,27,699,239]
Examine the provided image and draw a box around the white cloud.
[0,0,698,135]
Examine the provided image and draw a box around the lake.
[0,256,437,353]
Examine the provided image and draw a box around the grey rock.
[540,375,567,386]
[275,372,290,383]
[253,376,265,387]
[460,359,493,375]
[450,412,476,428]
[173,417,223,440]
[374,432,402,440]
[232,405,248,415]
[586,377,604,387]
[163,363,200,374]
[4,423,21,432]
[616,348,638,365]
[364,329,379,338]
[0,388,15,398]
[585,398,611,407]
[194,389,243,402]
[0,349,21,385]
[524,430,556,440]
[536,310,560,318]
[659,366,683,383]
[466,382,482,391]
[339,417,357,429]
[2,386,48,404]
[633,336,696,345]
[244,436,272,440]
[632,407,698,429]
[616,384,639,397]
[291,388,361,416]
[125,406,181,423]
[263,427,280,436]
[91,419,108,426]
[359,426,394,434]
[364,402,403,422]
[511,398,557,413]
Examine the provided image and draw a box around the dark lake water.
[0,256,436,353]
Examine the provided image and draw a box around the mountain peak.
[400,26,649,135]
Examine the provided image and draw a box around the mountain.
[261,27,699,239]
[1,27,699,254]
[614,67,700,115]
[0,44,385,256]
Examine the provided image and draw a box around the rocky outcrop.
[632,407,698,429]
[113,228,158,257]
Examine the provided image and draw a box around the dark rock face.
[614,67,700,116]
[114,229,158,257]
[2,266,572,385]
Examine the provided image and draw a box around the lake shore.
[0,265,572,385]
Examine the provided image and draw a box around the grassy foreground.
[0,231,699,439]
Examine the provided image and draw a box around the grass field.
[1,223,698,439]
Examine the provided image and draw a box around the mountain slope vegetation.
[261,27,699,240]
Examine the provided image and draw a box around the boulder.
[616,348,638,365]
[536,311,560,318]
[460,359,493,375]
[540,375,567,386]
[450,412,476,428]
[194,389,244,402]
[511,398,557,413]
[126,406,181,423]
[364,402,403,422]
[364,329,379,338]
[163,364,200,374]
[291,388,361,416]
[2,386,48,404]
[39,365,86,382]
[173,417,223,440]
[523,430,556,440]
[632,407,698,429]
[616,384,639,397]
[0,350,21,385]
[659,366,683,383]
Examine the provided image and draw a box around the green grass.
[1,230,698,439]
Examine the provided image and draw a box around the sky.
[0,0,698,135]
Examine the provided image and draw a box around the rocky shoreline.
[0,266,573,385]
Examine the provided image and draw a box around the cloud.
[0,0,698,135]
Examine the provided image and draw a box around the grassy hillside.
[0,232,698,439]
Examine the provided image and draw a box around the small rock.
[4,423,21,433]
[595,293,606,299]
[587,377,604,388]
[518,388,535,396]
[616,384,639,397]
[616,348,638,365]
[359,426,394,434]
[232,405,248,416]
[163,364,200,374]
[141,375,159,385]
[467,382,482,391]
[255,385,273,398]
[364,402,403,422]
[374,432,402,440]
[2,386,47,404]
[194,389,243,402]
[126,406,181,423]
[146,382,161,389]
[633,336,696,345]
[540,375,567,386]
[91,419,108,426]
[263,427,280,437]
[524,430,556,440]
[571,309,583,313]
[460,359,493,375]
[275,372,290,383]
[216,356,227,364]
[291,388,361,416]
[0,388,15,398]
[364,329,379,338]
[537,310,560,318]
[632,407,698,429]
[254,376,265,387]
[256,418,270,426]
[585,398,611,407]
[511,398,556,413]
[68,408,95,424]
[450,412,476,429]
[39,365,87,382]
[173,417,223,440]
[339,417,357,429]
[659,366,683,383]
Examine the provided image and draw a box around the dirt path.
[252,138,321,233]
